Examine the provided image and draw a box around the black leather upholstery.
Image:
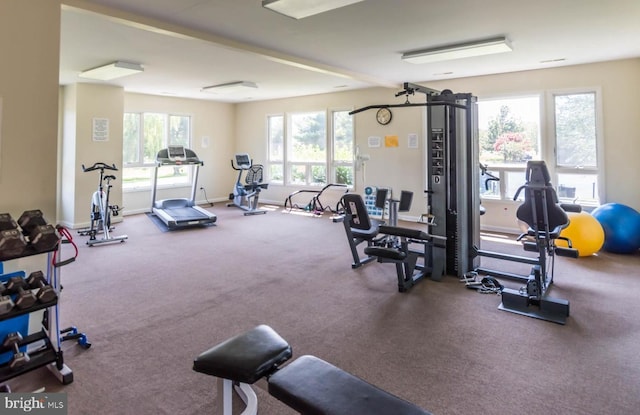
[364,246,407,261]
[193,324,292,384]
[342,193,382,238]
[378,225,429,240]
[515,161,569,236]
[269,355,431,415]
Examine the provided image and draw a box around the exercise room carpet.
[8,205,640,415]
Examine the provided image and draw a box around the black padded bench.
[193,324,431,415]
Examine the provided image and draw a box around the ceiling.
[60,0,640,103]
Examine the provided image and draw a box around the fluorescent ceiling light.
[402,37,512,64]
[201,81,258,94]
[79,61,144,81]
[262,0,365,19]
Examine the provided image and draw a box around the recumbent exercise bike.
[227,154,268,216]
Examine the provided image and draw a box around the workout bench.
[193,324,431,415]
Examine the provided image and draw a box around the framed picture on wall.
[92,118,109,142]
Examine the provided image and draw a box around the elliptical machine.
[227,153,268,215]
[79,162,128,246]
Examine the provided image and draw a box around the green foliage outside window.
[555,93,596,167]
[480,104,538,164]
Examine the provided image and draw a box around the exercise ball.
[591,203,640,254]
[557,212,604,257]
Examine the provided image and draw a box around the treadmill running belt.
[164,207,209,220]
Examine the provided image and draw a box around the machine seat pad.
[193,325,292,384]
[379,225,429,240]
[364,246,407,261]
[269,355,431,415]
[350,217,383,240]
[351,226,379,240]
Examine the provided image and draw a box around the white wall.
[122,93,236,215]
[236,59,640,231]
[0,1,60,221]
[235,87,430,219]
[426,59,640,223]
[59,83,124,228]
[55,59,640,231]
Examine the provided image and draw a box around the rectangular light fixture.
[79,61,144,81]
[401,37,512,64]
[262,0,365,19]
[201,81,258,94]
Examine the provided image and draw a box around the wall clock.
[376,108,392,125]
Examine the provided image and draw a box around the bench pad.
[192,325,292,384]
[379,225,429,240]
[364,246,407,261]
[269,355,431,415]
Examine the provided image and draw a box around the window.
[122,113,192,189]
[267,110,354,187]
[477,90,602,206]
[332,110,355,186]
[267,115,284,182]
[478,96,541,200]
[553,92,599,204]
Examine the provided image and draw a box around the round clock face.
[376,108,392,125]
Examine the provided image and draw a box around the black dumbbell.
[0,229,27,258]
[5,277,37,310]
[2,332,30,369]
[0,295,15,316]
[17,210,58,252]
[0,213,18,231]
[26,271,57,304]
[17,210,47,235]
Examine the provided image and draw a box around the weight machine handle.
[82,162,118,172]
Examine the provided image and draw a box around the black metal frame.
[335,193,385,269]
[475,161,578,324]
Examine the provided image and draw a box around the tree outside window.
[122,112,192,189]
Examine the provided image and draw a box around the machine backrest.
[342,193,373,231]
[375,188,389,210]
[515,161,569,234]
[399,190,413,212]
[246,164,264,185]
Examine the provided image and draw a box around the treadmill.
[150,146,217,229]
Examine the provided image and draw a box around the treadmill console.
[235,153,252,169]
[168,145,187,162]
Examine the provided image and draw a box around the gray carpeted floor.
[6,204,640,415]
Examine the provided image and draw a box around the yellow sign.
[384,135,398,147]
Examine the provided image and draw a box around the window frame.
[266,108,355,188]
[122,112,193,191]
[546,87,604,206]
[477,87,604,207]
[477,92,544,201]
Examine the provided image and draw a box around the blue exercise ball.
[591,203,640,254]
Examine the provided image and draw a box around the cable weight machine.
[350,83,480,281]
[352,84,577,324]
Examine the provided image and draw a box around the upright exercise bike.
[227,153,269,215]
[79,162,128,246]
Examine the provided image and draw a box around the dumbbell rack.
[0,240,74,386]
